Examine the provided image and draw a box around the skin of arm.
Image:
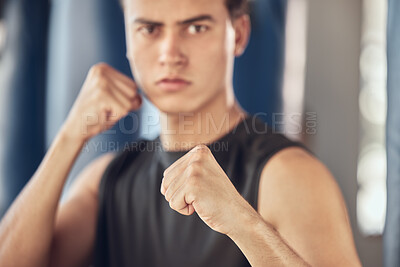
[48,153,115,267]
[0,129,85,267]
[0,63,141,267]
[226,147,362,267]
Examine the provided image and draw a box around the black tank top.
[94,114,306,267]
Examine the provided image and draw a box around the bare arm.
[229,213,310,267]
[227,147,362,266]
[0,63,141,267]
[227,187,311,267]
[0,129,85,267]
[48,153,115,267]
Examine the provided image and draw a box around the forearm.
[227,204,310,267]
[0,127,85,267]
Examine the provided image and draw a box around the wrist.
[58,122,87,147]
[59,118,91,144]
[227,200,263,241]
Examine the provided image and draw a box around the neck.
[159,90,248,152]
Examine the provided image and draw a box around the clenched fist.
[62,63,142,142]
[160,144,255,236]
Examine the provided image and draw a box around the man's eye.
[187,24,208,35]
[139,25,158,35]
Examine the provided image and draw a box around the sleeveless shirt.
[93,114,306,267]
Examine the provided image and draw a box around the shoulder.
[257,146,361,266]
[257,146,341,227]
[65,153,116,201]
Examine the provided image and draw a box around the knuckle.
[188,159,202,171]
[169,199,175,209]
[131,93,139,102]
[95,62,108,72]
[195,144,209,152]
[127,93,135,100]
[186,163,198,177]
[88,66,97,77]
[163,169,169,177]
[187,171,200,185]
[165,189,173,202]
[191,152,204,162]
[89,62,107,76]
[127,88,137,99]
[132,96,142,108]
[161,177,169,190]
[191,145,210,159]
[165,192,170,202]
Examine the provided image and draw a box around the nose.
[158,31,188,68]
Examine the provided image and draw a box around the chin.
[155,101,202,115]
[142,92,200,115]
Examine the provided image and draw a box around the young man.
[0,0,362,266]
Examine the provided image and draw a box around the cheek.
[128,44,157,89]
[195,35,230,85]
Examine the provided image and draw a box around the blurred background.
[0,0,396,266]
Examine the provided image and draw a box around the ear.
[233,14,251,57]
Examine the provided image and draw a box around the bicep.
[258,147,361,267]
[49,153,115,267]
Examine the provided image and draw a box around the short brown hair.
[118,0,249,21]
[225,0,249,20]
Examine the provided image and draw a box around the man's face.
[124,0,238,114]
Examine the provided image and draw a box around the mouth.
[156,77,191,92]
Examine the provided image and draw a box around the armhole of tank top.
[94,145,144,267]
[93,151,123,267]
[252,141,310,210]
[98,151,128,202]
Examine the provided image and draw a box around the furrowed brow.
[130,17,164,26]
[178,15,216,25]
[129,14,215,26]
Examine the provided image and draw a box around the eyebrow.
[179,15,216,25]
[131,15,216,26]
